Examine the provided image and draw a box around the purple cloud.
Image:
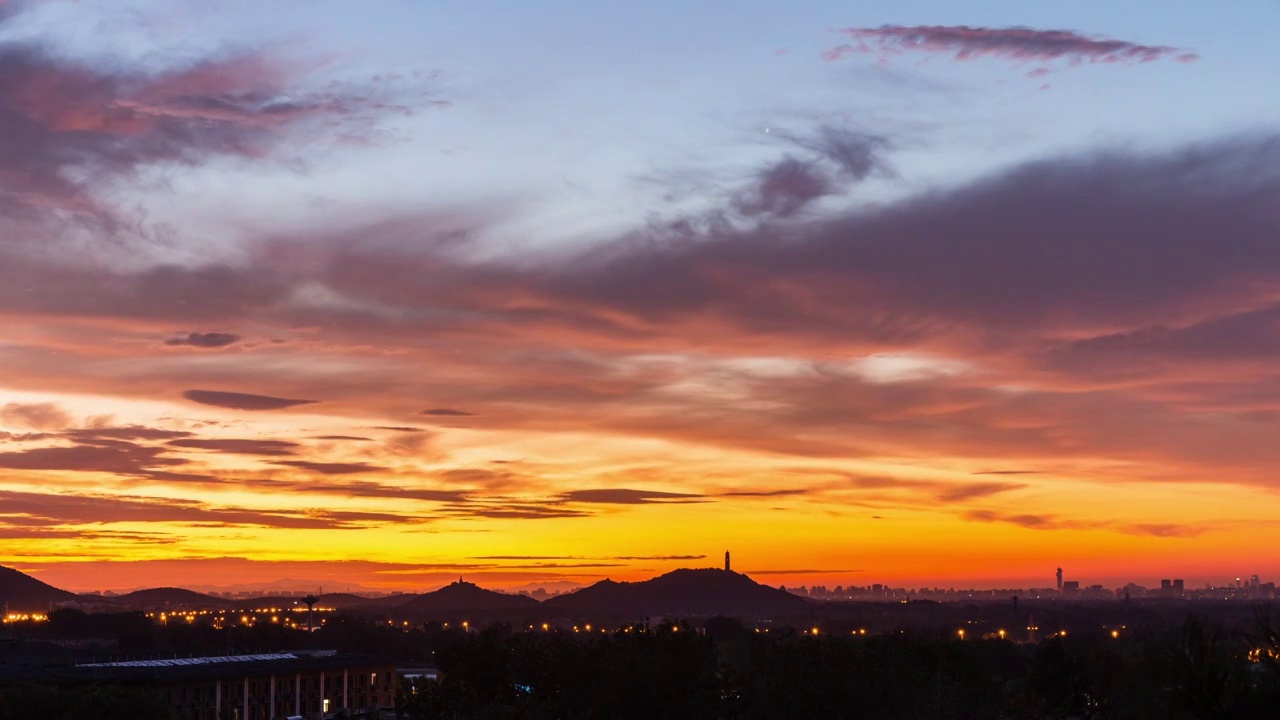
[183,390,317,411]
[0,3,436,220]
[165,332,242,348]
[824,25,1198,67]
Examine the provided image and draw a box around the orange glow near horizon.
[5,386,1280,595]
[2,2,1280,599]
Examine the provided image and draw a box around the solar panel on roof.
[77,653,298,668]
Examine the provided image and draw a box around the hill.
[100,587,229,610]
[542,568,810,619]
[0,565,76,610]
[396,580,540,620]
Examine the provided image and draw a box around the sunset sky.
[3,0,1280,594]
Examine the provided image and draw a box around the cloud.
[0,402,71,430]
[444,503,590,520]
[66,427,192,442]
[0,441,194,480]
[165,332,242,348]
[183,389,317,411]
[0,489,417,530]
[962,509,1204,538]
[824,25,1198,67]
[935,481,1026,503]
[735,158,834,217]
[421,408,475,417]
[168,438,300,456]
[560,488,706,505]
[273,460,386,475]
[734,127,892,218]
[0,5,433,219]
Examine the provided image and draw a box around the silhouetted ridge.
[97,587,227,609]
[396,580,540,618]
[0,565,75,609]
[543,568,809,618]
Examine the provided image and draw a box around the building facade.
[67,651,395,720]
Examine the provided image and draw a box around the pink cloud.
[825,25,1197,69]
[0,8,439,219]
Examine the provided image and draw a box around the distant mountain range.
[1,564,808,620]
[0,565,76,610]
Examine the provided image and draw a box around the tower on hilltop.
[725,551,731,573]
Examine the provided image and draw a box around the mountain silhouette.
[543,568,810,619]
[0,565,75,610]
[96,587,229,610]
[396,580,540,619]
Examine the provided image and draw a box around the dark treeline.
[401,615,1280,719]
[7,608,1280,718]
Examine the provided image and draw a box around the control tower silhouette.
[724,551,731,572]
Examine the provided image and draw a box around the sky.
[1,0,1279,594]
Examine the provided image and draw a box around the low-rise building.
[2,649,396,720]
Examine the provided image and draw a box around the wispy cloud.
[0,3,436,221]
[823,25,1198,67]
[165,332,241,349]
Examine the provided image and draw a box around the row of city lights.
[2,612,48,624]
[131,613,1135,642]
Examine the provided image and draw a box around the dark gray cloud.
[421,408,475,417]
[273,460,386,475]
[0,489,413,530]
[0,442,194,480]
[561,488,706,505]
[165,332,242,348]
[183,390,317,411]
[168,438,300,456]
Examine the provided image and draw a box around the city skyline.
[3,0,1280,593]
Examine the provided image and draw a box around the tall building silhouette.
[1056,567,1063,591]
[724,551,731,572]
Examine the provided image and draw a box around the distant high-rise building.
[1056,568,1063,591]
[1251,574,1260,588]
[724,551,731,573]
[1061,581,1080,593]
[1173,579,1184,594]
[1161,579,1172,593]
